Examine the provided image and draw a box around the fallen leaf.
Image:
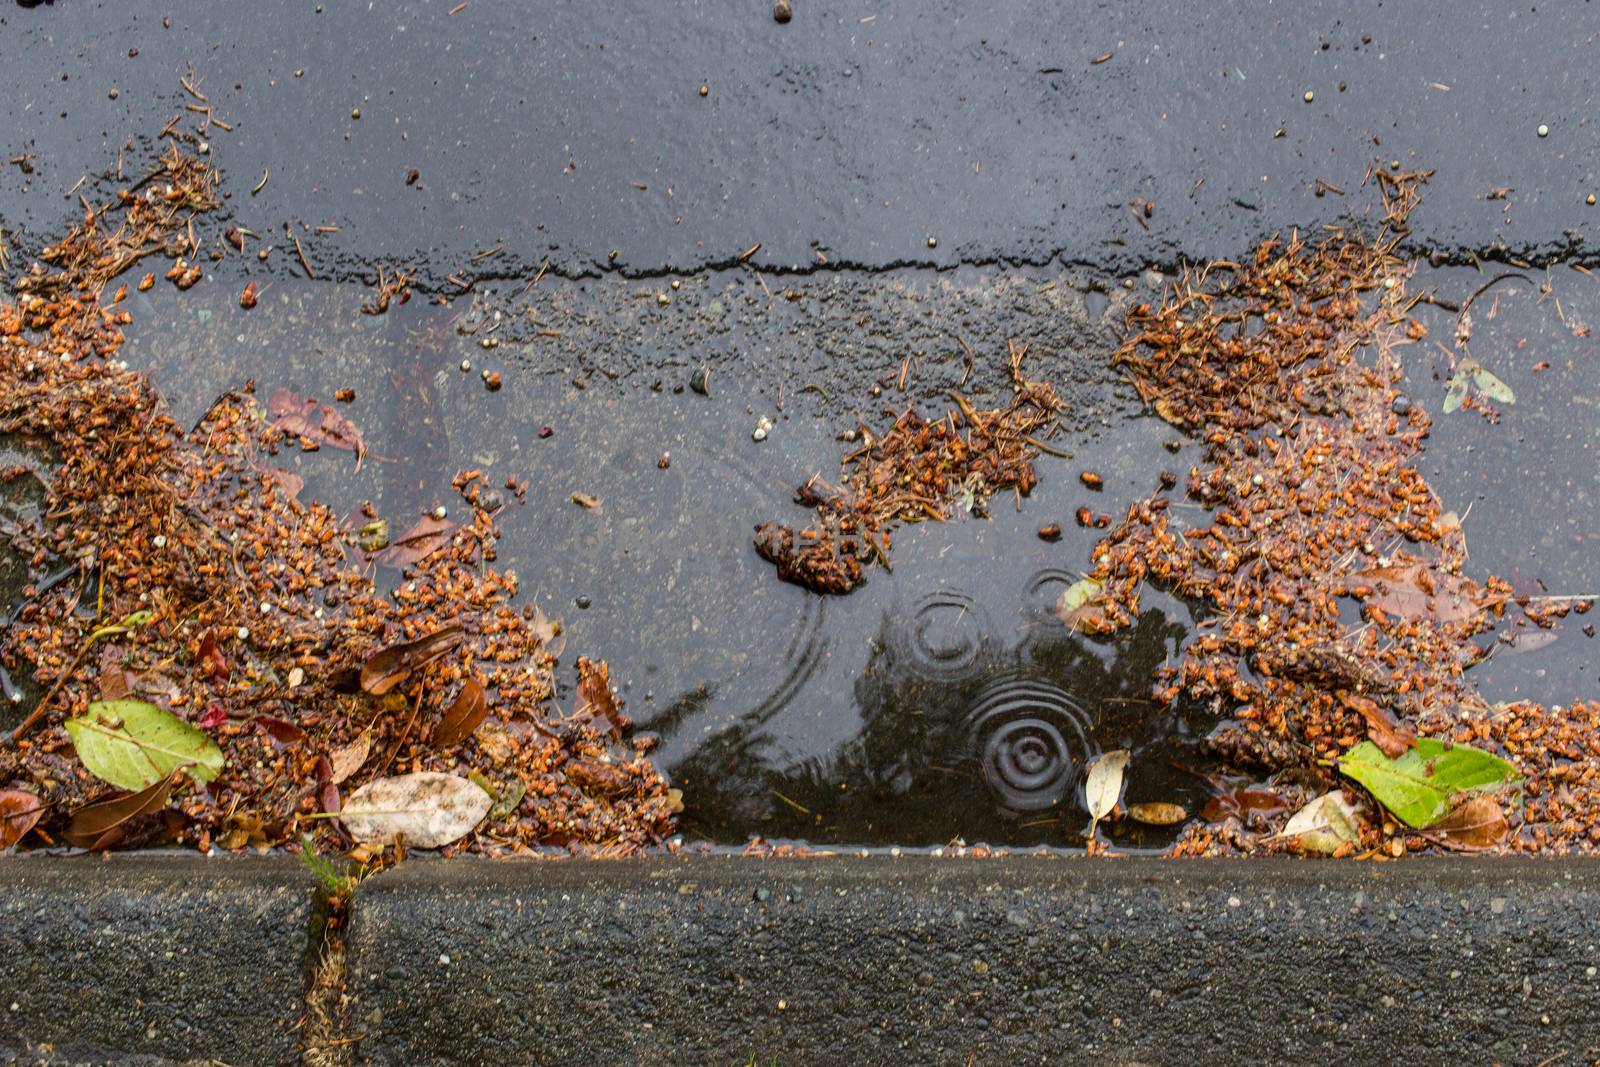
[1126,801,1187,826]
[197,702,229,729]
[1277,791,1362,854]
[267,388,365,454]
[529,606,565,660]
[1337,738,1521,829]
[489,778,528,820]
[1340,692,1416,759]
[355,517,390,553]
[1469,361,1516,404]
[62,768,180,849]
[1442,373,1467,414]
[1356,564,1487,626]
[195,630,230,682]
[1054,575,1106,631]
[664,787,685,815]
[574,657,621,738]
[360,625,465,696]
[65,699,225,791]
[0,789,45,850]
[433,678,488,747]
[254,716,307,744]
[1201,786,1288,824]
[328,731,373,784]
[1084,748,1129,840]
[373,513,459,568]
[1429,795,1509,850]
[339,771,492,848]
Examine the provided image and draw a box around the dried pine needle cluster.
[0,146,675,855]
[1066,167,1599,854]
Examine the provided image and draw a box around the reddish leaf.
[1430,795,1509,850]
[267,388,365,454]
[197,630,230,683]
[373,513,459,568]
[254,716,307,744]
[1202,787,1288,825]
[1356,564,1488,626]
[574,657,621,739]
[268,468,305,501]
[360,626,465,696]
[320,781,342,815]
[1341,692,1416,759]
[62,769,179,849]
[434,678,489,747]
[0,789,46,850]
[198,702,229,728]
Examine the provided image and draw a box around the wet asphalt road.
[2,0,1599,285]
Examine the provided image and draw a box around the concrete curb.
[4,855,1599,1065]
[344,856,1600,1066]
[0,856,314,1067]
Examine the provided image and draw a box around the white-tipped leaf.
[1084,748,1129,840]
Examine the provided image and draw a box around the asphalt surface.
[1,1,1597,288]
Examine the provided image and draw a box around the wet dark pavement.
[2,1,1598,287]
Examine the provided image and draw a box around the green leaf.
[1336,738,1519,829]
[1471,365,1515,404]
[1442,374,1467,414]
[65,699,225,791]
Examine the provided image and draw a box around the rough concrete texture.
[0,856,313,1067]
[345,856,1600,1065]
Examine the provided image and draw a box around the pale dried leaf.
[340,771,492,849]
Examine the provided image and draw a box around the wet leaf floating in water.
[1428,795,1510,850]
[1340,692,1416,759]
[360,625,465,696]
[1126,801,1187,826]
[339,771,492,849]
[1276,791,1362,854]
[65,699,225,791]
[1083,748,1129,841]
[1442,373,1468,414]
[574,657,622,739]
[1054,576,1106,631]
[61,768,181,850]
[328,730,373,784]
[374,513,459,568]
[267,388,365,455]
[1355,564,1488,626]
[0,789,45,850]
[433,678,488,747]
[1337,738,1520,829]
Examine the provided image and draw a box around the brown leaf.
[1356,564,1488,626]
[433,678,488,747]
[254,716,307,744]
[574,657,621,739]
[0,789,46,850]
[197,630,230,683]
[328,731,373,784]
[528,606,565,660]
[1341,692,1416,759]
[62,769,179,849]
[1431,795,1509,850]
[373,513,459,568]
[360,626,465,696]
[267,388,365,454]
[570,491,602,511]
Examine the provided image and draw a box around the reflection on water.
[671,576,1211,847]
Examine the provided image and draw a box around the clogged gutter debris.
[0,145,676,857]
[1064,166,1598,855]
[755,341,1065,594]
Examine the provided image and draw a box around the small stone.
[537,425,554,439]
[1303,90,1314,103]
[927,235,938,249]
[1589,194,1597,206]
[288,666,305,689]
[575,595,592,609]
[351,107,362,119]
[689,365,711,396]
[754,886,771,902]
[658,452,671,469]
[459,359,472,372]
[752,425,768,442]
[1538,124,1549,138]
[432,505,448,520]
[670,279,681,290]
[656,292,669,306]
[152,534,167,549]
[108,87,119,99]
[1391,395,1412,415]
[699,83,709,97]
[773,0,792,22]
[484,371,502,391]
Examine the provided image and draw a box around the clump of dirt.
[0,144,675,856]
[1065,166,1598,854]
[756,342,1065,594]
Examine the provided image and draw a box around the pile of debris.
[0,145,676,857]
